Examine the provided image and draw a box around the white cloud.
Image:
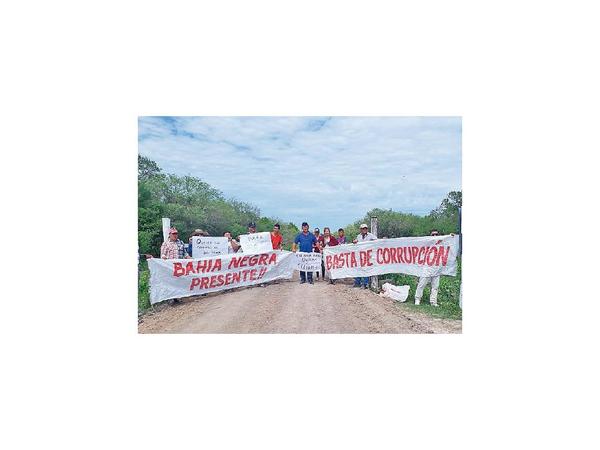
[138,116,461,229]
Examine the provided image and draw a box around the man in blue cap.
[293,222,317,284]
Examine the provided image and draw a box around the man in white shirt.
[352,223,377,288]
[415,229,441,306]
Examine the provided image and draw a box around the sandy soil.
[139,274,461,334]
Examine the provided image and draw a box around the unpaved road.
[139,276,461,334]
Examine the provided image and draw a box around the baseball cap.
[301,222,309,227]
[314,227,320,232]
[360,223,368,229]
[248,222,256,228]
[169,227,178,234]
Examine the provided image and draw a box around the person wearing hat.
[352,223,377,288]
[161,227,191,260]
[293,222,317,284]
[247,222,257,234]
[187,229,209,257]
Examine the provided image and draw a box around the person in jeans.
[293,222,317,284]
[352,223,377,289]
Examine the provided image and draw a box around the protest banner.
[239,232,272,254]
[294,252,322,272]
[191,236,229,257]
[148,250,296,303]
[323,235,459,279]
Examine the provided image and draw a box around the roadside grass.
[382,257,462,320]
[138,260,151,312]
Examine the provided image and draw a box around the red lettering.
[189,278,200,290]
[199,278,209,289]
[258,254,268,265]
[366,250,373,266]
[426,247,438,265]
[232,272,241,284]
[173,262,185,277]
[350,252,358,267]
[268,253,277,264]
[258,267,267,278]
[411,247,419,263]
[248,255,259,266]
[417,247,426,265]
[436,246,450,266]
[376,248,384,264]
[326,255,332,270]
[214,259,222,271]
[185,261,195,275]
[249,269,257,281]
[403,247,412,263]
[397,247,404,263]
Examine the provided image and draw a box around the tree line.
[138,155,461,254]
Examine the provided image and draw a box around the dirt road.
[138,275,461,333]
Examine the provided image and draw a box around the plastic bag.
[379,282,410,302]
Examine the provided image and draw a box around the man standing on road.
[415,229,446,307]
[352,223,377,289]
[293,222,317,284]
[160,227,191,305]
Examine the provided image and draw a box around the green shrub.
[138,268,151,312]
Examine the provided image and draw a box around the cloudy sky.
[138,116,461,230]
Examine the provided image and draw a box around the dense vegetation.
[138,155,299,257]
[138,155,462,318]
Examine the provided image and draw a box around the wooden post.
[370,216,379,291]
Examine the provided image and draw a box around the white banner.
[191,236,229,257]
[239,232,272,254]
[323,235,459,279]
[148,250,295,303]
[294,252,322,272]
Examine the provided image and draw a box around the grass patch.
[382,257,462,320]
[138,266,151,312]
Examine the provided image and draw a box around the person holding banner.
[293,222,317,284]
[319,227,338,284]
[352,223,377,288]
[270,223,284,250]
[161,228,191,260]
[223,231,241,254]
[188,229,209,257]
[415,229,442,306]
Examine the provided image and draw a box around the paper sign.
[191,236,229,257]
[239,232,272,254]
[294,252,322,272]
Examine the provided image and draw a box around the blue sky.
[138,116,461,230]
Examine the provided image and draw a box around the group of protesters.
[154,221,443,307]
